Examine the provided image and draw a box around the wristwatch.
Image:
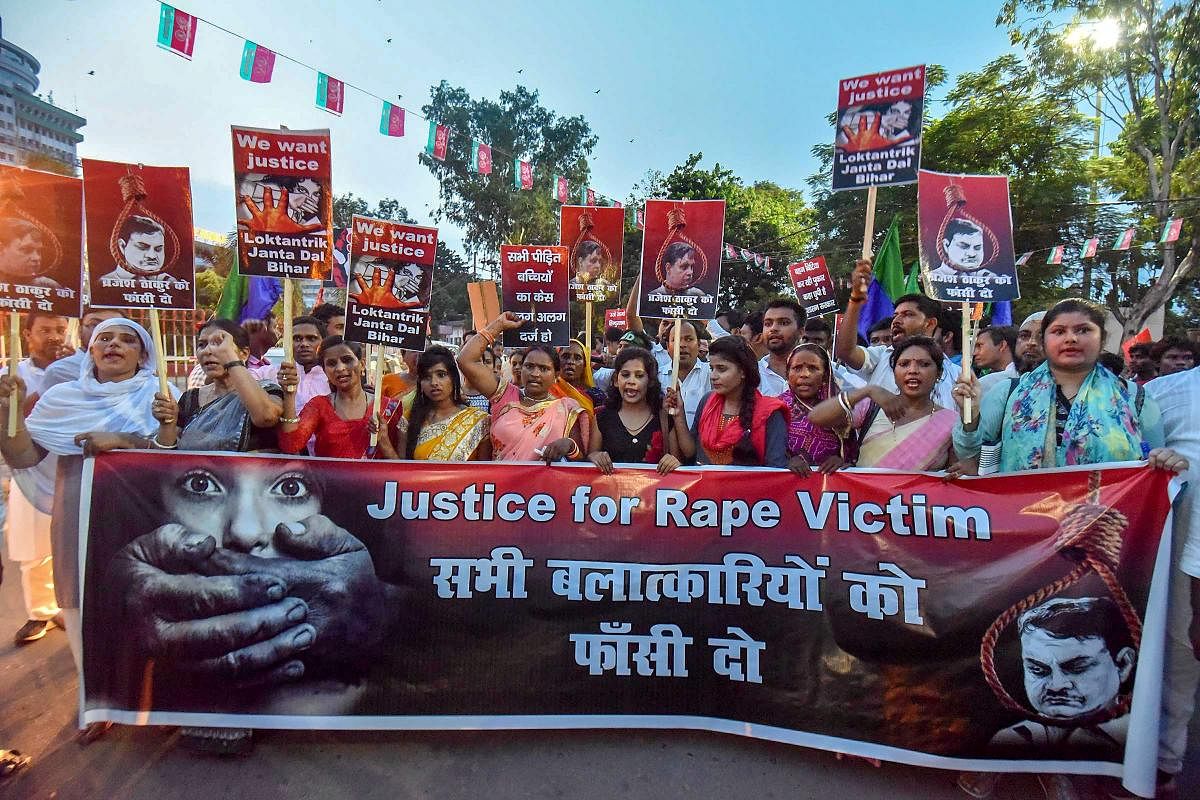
[223,360,246,370]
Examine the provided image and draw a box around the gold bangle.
[279,416,300,424]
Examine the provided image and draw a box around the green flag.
[873,215,908,302]
[904,260,921,295]
[214,255,247,320]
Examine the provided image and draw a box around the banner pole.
[283,278,295,392]
[960,300,973,423]
[370,345,386,448]
[861,185,878,259]
[669,318,682,390]
[148,308,170,398]
[7,312,21,436]
[584,301,592,359]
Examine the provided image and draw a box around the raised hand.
[352,269,417,309]
[840,113,912,151]
[239,188,324,235]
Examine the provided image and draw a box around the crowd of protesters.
[0,257,1197,798]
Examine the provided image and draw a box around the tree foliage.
[419,83,597,258]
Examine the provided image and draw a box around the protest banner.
[560,205,624,305]
[787,256,838,317]
[637,199,725,322]
[0,164,83,317]
[231,125,333,280]
[343,215,437,351]
[833,65,924,192]
[79,455,1174,798]
[605,308,628,330]
[918,170,1020,303]
[500,244,570,348]
[83,159,195,311]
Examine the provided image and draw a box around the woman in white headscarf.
[0,318,176,686]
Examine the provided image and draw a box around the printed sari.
[412,406,490,462]
[490,381,589,461]
[856,406,958,471]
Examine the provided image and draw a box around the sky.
[4,0,1019,256]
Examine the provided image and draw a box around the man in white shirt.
[1143,366,1200,796]
[758,298,805,397]
[33,307,125,399]
[657,319,711,428]
[4,312,69,644]
[975,325,1018,395]
[250,316,330,412]
[835,259,960,407]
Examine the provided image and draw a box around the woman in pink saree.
[457,313,588,462]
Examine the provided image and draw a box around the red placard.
[604,308,627,329]
[83,159,195,310]
[231,126,333,279]
[0,164,83,316]
[787,256,837,317]
[500,244,570,348]
[636,199,726,321]
[559,205,624,305]
[344,216,438,350]
[833,65,924,191]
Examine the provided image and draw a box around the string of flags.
[1017,219,1185,266]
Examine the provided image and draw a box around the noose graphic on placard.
[935,180,1000,273]
[655,206,708,287]
[107,167,181,277]
[0,171,63,277]
[979,471,1142,727]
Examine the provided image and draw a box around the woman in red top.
[278,336,393,458]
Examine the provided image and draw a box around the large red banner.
[79,455,1174,797]
[0,164,83,316]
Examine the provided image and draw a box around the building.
[0,32,86,170]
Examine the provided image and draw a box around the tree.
[419,83,598,259]
[624,154,814,316]
[194,268,224,312]
[999,0,1200,340]
[332,193,472,327]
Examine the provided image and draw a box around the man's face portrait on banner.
[662,243,697,291]
[0,218,44,280]
[118,215,167,276]
[575,241,605,283]
[1017,598,1136,720]
[943,219,986,272]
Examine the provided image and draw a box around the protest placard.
[918,170,1020,303]
[833,65,924,192]
[560,205,623,305]
[83,159,195,310]
[344,216,437,351]
[500,244,569,348]
[231,125,333,279]
[0,164,83,317]
[787,256,838,317]
[605,308,628,330]
[636,199,725,321]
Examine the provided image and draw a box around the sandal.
[0,749,32,778]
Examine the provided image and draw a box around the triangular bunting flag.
[724,243,737,259]
[514,159,533,190]
[1015,251,1032,266]
[764,256,770,269]
[754,254,764,266]
[379,102,405,137]
[315,73,344,115]
[552,175,569,204]
[635,209,644,230]
[471,140,493,175]
[1112,228,1135,251]
[740,248,752,262]
[612,200,622,209]
[239,41,276,83]
[1160,218,1183,244]
[426,121,449,161]
[157,3,198,60]
[1046,245,1065,265]
[585,187,596,206]
[1079,237,1099,259]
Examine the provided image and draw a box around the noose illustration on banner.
[107,166,181,278]
[979,471,1142,727]
[935,180,1000,273]
[570,211,616,288]
[655,206,708,287]
[0,171,63,278]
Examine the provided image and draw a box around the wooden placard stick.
[669,318,683,390]
[861,185,879,260]
[148,308,170,398]
[7,312,21,436]
[370,345,386,448]
[282,278,295,391]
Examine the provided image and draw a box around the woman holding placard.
[457,313,588,463]
[689,335,788,467]
[387,345,490,462]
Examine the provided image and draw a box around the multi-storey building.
[0,33,86,170]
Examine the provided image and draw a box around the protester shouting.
[457,313,588,463]
[780,343,859,477]
[809,336,958,472]
[587,346,693,475]
[556,338,606,412]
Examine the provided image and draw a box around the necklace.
[619,409,654,444]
